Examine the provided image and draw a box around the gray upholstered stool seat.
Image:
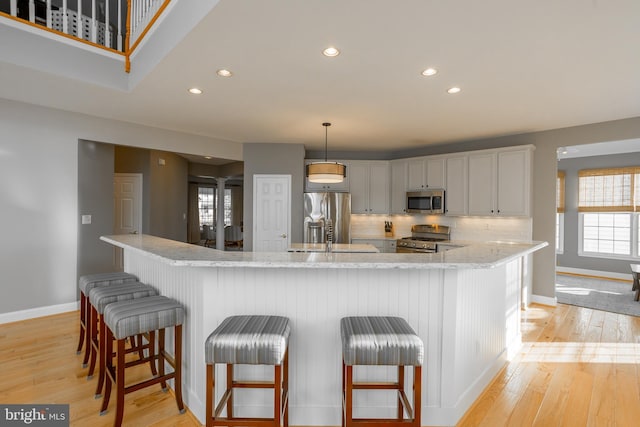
[205,315,291,427]
[76,272,137,364]
[100,295,185,426]
[340,316,424,366]
[205,315,291,365]
[86,282,158,396]
[340,316,423,427]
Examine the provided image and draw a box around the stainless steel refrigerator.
[303,192,351,244]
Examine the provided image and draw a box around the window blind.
[557,170,565,213]
[578,167,637,212]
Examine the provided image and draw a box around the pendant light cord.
[323,122,331,162]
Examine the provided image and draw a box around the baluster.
[105,0,111,48]
[10,0,17,17]
[46,0,52,29]
[77,0,82,38]
[28,0,35,23]
[91,0,97,43]
[117,0,123,51]
[62,0,68,34]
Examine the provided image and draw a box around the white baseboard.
[556,266,633,282]
[530,293,557,307]
[0,301,79,325]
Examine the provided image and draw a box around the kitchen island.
[287,243,379,253]
[101,234,547,426]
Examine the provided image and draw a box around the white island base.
[102,235,546,426]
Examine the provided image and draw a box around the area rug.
[556,274,640,317]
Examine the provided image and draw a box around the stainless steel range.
[396,224,451,253]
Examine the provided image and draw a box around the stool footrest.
[232,380,276,389]
[352,382,402,390]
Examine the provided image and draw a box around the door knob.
[280,234,287,238]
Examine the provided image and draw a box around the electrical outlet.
[81,215,92,225]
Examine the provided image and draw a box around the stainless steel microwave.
[406,190,445,214]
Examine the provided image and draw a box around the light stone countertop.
[288,243,379,253]
[101,234,548,270]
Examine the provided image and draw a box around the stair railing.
[2,0,171,73]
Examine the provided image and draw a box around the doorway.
[113,173,143,269]
[252,174,291,251]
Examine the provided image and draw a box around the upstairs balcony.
[0,0,222,90]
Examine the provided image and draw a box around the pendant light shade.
[306,123,347,184]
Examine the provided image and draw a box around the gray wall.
[243,143,306,251]
[149,150,189,241]
[0,97,239,317]
[77,140,116,295]
[557,151,640,274]
[115,145,189,241]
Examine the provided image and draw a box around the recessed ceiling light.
[421,68,437,76]
[322,47,340,57]
[188,87,203,95]
[204,156,212,159]
[447,87,461,94]
[216,69,233,77]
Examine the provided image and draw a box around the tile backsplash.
[351,214,533,242]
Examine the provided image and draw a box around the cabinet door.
[390,160,408,214]
[368,162,390,213]
[349,161,369,214]
[468,153,496,215]
[407,158,425,190]
[445,155,467,216]
[497,149,530,216]
[425,157,446,188]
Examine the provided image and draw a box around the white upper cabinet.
[467,147,532,216]
[496,149,531,216]
[407,156,445,191]
[390,159,408,214]
[304,159,350,192]
[445,155,468,216]
[350,161,390,214]
[468,152,496,215]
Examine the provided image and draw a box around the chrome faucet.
[325,219,333,253]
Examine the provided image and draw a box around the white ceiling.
[2,0,640,157]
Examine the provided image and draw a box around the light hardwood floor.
[1,304,639,426]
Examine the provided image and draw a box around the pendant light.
[306,122,347,183]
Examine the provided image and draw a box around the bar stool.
[77,272,138,366]
[205,315,291,427]
[340,316,423,427]
[87,282,158,397]
[101,295,185,426]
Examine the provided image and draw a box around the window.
[581,213,631,256]
[556,171,565,253]
[578,167,640,259]
[198,187,233,228]
[198,187,215,226]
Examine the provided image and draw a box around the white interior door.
[114,173,143,268]
[253,174,291,252]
